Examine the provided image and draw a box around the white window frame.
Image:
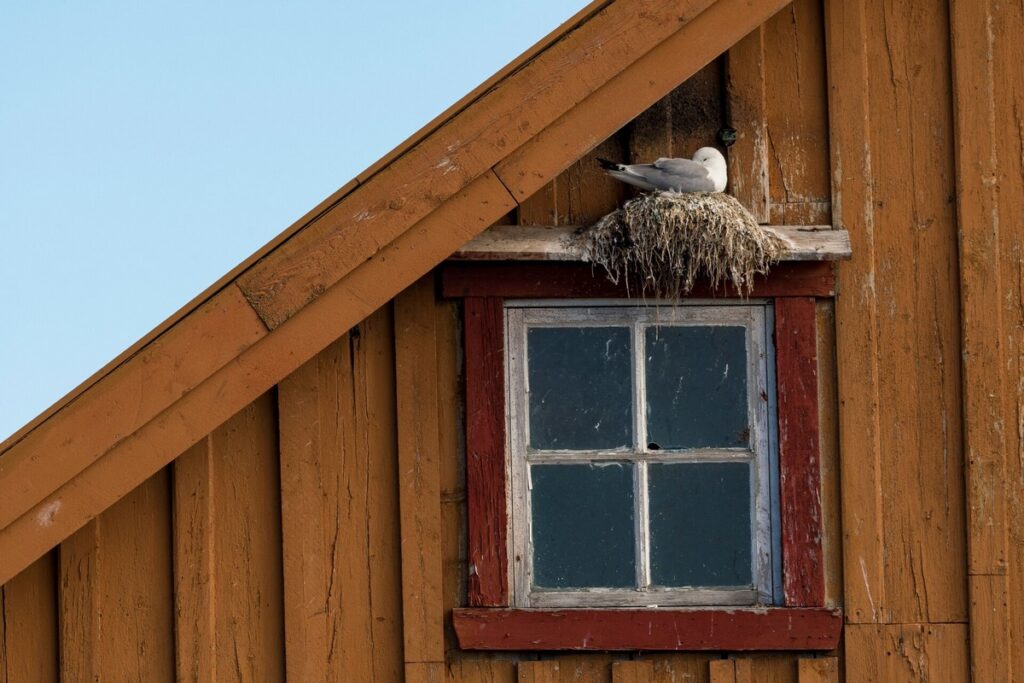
[506,300,779,608]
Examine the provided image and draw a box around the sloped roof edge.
[0,0,793,585]
[0,0,612,456]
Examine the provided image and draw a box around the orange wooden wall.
[1,0,1022,680]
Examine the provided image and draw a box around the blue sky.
[0,2,588,440]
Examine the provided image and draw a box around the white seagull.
[598,147,727,193]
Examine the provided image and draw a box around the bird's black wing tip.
[596,157,620,171]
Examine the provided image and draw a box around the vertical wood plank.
[726,25,770,222]
[667,60,724,160]
[450,658,517,682]
[868,0,966,625]
[708,660,736,683]
[519,660,560,682]
[553,654,612,683]
[829,0,968,631]
[396,277,446,670]
[611,661,654,683]
[639,654,713,682]
[776,297,825,607]
[173,438,215,682]
[406,661,446,683]
[436,299,467,654]
[815,302,843,607]
[797,657,838,683]
[733,659,753,683]
[359,310,406,682]
[763,0,832,225]
[173,394,285,683]
[949,0,1018,679]
[845,623,969,682]
[277,339,364,681]
[60,471,175,683]
[464,297,508,606]
[823,0,886,625]
[277,310,403,682]
[0,553,59,683]
[630,61,723,167]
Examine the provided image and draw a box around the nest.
[566,192,785,300]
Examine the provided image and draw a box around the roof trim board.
[0,0,793,586]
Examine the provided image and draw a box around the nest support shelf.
[454,224,852,262]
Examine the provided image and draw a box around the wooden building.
[1,0,1020,680]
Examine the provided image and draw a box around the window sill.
[452,607,841,652]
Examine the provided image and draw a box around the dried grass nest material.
[566,192,786,300]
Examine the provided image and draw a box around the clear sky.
[0,2,589,441]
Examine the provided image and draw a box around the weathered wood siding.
[2,0,1023,679]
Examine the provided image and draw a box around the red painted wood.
[775,297,825,607]
[452,607,842,651]
[463,297,509,606]
[441,262,835,299]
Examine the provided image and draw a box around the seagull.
[597,147,727,193]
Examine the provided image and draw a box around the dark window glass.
[528,327,632,450]
[531,463,635,588]
[648,462,752,587]
[645,326,748,449]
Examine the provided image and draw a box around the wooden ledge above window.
[452,607,842,652]
[452,224,852,262]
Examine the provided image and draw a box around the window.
[506,303,779,608]
[445,261,839,652]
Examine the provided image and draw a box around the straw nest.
[566,192,785,300]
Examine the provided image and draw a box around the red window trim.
[452,607,842,651]
[450,262,831,650]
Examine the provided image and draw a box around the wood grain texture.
[611,661,655,683]
[845,623,969,682]
[518,661,560,683]
[277,311,403,682]
[815,302,843,609]
[404,661,446,683]
[454,225,852,262]
[867,0,966,625]
[628,60,723,166]
[828,0,969,631]
[172,393,286,683]
[0,553,58,683]
[0,284,267,532]
[726,25,770,222]
[708,659,753,683]
[453,608,842,651]
[442,262,835,300]
[823,0,886,627]
[172,438,216,682]
[449,658,517,682]
[434,299,467,654]
[496,0,792,203]
[949,0,1023,679]
[238,0,717,329]
[516,136,628,228]
[0,173,515,588]
[763,0,831,226]
[776,298,825,607]
[60,471,175,683]
[464,297,508,606]
[395,277,446,666]
[797,657,838,683]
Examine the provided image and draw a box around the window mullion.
[632,321,650,590]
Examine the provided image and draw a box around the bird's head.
[692,146,726,170]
